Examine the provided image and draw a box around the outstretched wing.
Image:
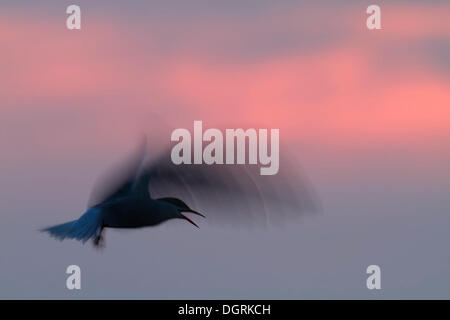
[143,146,320,227]
[87,138,149,208]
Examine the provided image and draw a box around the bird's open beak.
[181,214,199,228]
[186,209,205,218]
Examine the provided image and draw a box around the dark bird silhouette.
[41,139,319,247]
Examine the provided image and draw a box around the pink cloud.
[0,2,449,160]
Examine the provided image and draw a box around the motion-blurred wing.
[145,147,320,227]
[87,139,148,208]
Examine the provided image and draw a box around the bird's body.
[41,140,204,246]
[43,193,202,247]
[100,196,179,229]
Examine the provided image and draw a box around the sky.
[0,0,449,298]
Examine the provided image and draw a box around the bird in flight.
[41,138,319,247]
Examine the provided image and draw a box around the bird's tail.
[41,207,103,244]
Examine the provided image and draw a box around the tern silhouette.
[41,138,319,247]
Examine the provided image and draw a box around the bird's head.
[157,197,205,227]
